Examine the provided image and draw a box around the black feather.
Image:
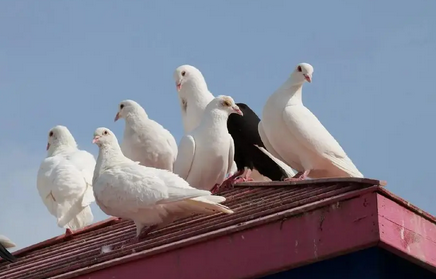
[0,243,16,263]
[227,103,288,181]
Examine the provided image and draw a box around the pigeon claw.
[211,179,235,194]
[210,183,221,194]
[65,228,74,237]
[122,225,157,248]
[220,179,236,191]
[284,177,305,182]
[137,225,157,241]
[233,176,254,183]
[284,170,310,182]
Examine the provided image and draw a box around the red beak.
[234,107,243,116]
[304,74,312,83]
[92,136,100,144]
[176,83,182,91]
[114,112,120,122]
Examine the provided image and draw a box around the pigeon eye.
[120,104,124,109]
[222,100,232,107]
[49,131,53,137]
[297,66,302,72]
[181,71,186,77]
[103,131,108,135]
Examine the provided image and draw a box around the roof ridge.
[11,178,385,258]
[1,179,393,279]
[234,177,387,188]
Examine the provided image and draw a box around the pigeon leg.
[233,168,254,183]
[284,170,310,181]
[213,170,244,193]
[137,225,157,241]
[125,225,157,246]
[210,183,221,194]
[65,228,74,237]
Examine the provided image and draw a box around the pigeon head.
[114,99,147,122]
[290,63,314,84]
[92,127,117,147]
[46,125,77,152]
[208,95,243,116]
[173,64,208,95]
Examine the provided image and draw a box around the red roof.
[1,178,435,279]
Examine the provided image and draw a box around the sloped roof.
[1,178,422,279]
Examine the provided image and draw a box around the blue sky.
[1,1,435,250]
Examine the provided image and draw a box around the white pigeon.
[92,127,233,243]
[0,235,16,263]
[37,125,95,236]
[173,64,215,134]
[115,99,178,172]
[259,63,363,180]
[173,95,243,192]
[173,65,238,176]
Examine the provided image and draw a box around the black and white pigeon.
[224,102,296,186]
[173,64,296,187]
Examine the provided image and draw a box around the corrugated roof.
[0,178,384,279]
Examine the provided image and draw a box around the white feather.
[173,65,237,176]
[173,135,195,180]
[0,235,15,249]
[260,63,363,178]
[92,127,233,237]
[118,100,178,172]
[37,126,95,230]
[173,96,237,191]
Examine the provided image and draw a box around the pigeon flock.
[0,62,364,262]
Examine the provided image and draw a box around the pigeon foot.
[137,225,157,241]
[284,170,310,181]
[211,169,244,194]
[65,228,74,237]
[234,176,254,183]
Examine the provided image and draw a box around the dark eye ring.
[103,130,108,135]
[297,66,302,72]
[181,71,186,76]
[49,131,53,137]
[120,104,124,109]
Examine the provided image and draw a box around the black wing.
[0,243,16,263]
[227,103,288,181]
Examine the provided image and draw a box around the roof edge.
[377,187,436,224]
[12,179,384,258]
[234,177,387,188]
[376,193,436,273]
[51,186,380,279]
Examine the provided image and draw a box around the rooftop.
[1,178,435,279]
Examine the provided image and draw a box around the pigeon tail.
[59,204,93,230]
[0,244,16,263]
[182,196,234,214]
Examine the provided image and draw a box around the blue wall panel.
[262,247,435,279]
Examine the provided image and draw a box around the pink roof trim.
[2,179,435,279]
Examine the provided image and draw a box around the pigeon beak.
[92,136,100,144]
[114,112,120,122]
[46,143,50,150]
[233,106,243,116]
[176,82,182,92]
[304,74,312,83]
